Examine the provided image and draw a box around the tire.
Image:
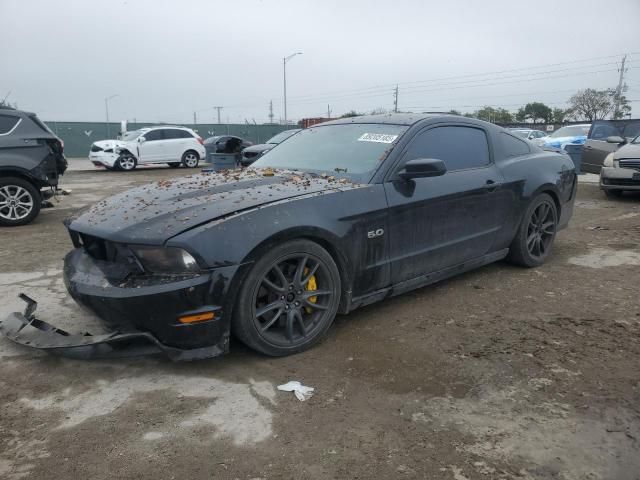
[168,162,181,168]
[604,189,623,198]
[508,193,558,268]
[181,150,200,168]
[0,177,41,227]
[115,154,137,171]
[232,239,341,356]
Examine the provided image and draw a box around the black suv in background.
[0,107,67,226]
[581,119,640,173]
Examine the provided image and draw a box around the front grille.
[90,144,103,152]
[619,159,640,171]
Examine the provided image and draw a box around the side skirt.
[346,248,509,312]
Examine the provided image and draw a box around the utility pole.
[283,52,303,125]
[327,104,331,119]
[614,55,628,119]
[193,111,197,125]
[213,106,223,124]
[269,100,274,124]
[393,85,399,113]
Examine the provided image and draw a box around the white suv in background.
[89,126,206,171]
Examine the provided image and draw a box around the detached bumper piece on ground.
[0,294,225,361]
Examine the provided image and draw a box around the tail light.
[197,136,204,145]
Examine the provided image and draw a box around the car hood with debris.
[68,169,362,244]
[613,142,640,160]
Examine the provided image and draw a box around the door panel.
[582,139,617,173]
[384,124,508,285]
[385,167,507,283]
[138,130,165,163]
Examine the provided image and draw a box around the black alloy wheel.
[508,193,558,267]
[233,239,341,356]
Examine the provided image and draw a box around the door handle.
[483,179,500,192]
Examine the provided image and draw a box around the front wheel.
[508,193,558,268]
[0,177,41,226]
[115,154,137,171]
[181,151,199,168]
[232,239,341,356]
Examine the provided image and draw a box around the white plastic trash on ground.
[277,381,314,401]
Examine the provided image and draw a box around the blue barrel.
[207,153,238,172]
[563,144,583,175]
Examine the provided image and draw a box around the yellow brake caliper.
[304,267,317,314]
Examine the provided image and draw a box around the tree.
[340,110,361,118]
[566,88,630,121]
[471,106,513,124]
[515,107,526,122]
[551,108,568,124]
[520,102,553,123]
[447,109,461,115]
[368,107,388,115]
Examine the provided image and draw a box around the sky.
[1,0,639,124]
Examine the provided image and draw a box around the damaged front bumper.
[0,294,226,361]
[0,248,243,361]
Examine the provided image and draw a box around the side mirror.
[137,136,145,143]
[398,158,447,180]
[606,135,625,144]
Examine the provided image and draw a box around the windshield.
[511,130,530,139]
[121,130,143,141]
[550,125,589,138]
[204,136,222,144]
[253,124,408,180]
[266,129,300,144]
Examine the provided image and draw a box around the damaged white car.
[89,126,206,171]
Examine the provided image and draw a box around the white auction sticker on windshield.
[358,133,399,143]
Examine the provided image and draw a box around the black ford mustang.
[1,114,576,360]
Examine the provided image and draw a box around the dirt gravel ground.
[1,161,639,480]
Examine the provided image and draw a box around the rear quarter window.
[0,114,20,135]
[499,132,531,158]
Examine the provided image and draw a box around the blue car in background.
[539,124,591,149]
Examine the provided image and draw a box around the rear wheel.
[232,239,341,356]
[182,151,199,168]
[115,154,137,171]
[508,193,558,268]
[604,189,623,198]
[0,177,41,226]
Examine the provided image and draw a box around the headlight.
[130,246,200,274]
[603,153,615,168]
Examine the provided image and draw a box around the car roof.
[321,113,462,127]
[144,125,191,131]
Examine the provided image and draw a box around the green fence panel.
[45,121,296,158]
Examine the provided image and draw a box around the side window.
[590,123,620,140]
[401,126,490,171]
[144,129,164,141]
[536,131,546,138]
[179,129,195,139]
[622,122,640,139]
[0,115,20,135]
[499,133,531,157]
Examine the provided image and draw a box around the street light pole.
[283,52,302,125]
[104,94,118,138]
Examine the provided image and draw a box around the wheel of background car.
[168,162,181,168]
[232,239,341,356]
[0,177,41,227]
[604,189,624,198]
[181,150,199,168]
[115,154,137,171]
[507,193,558,268]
